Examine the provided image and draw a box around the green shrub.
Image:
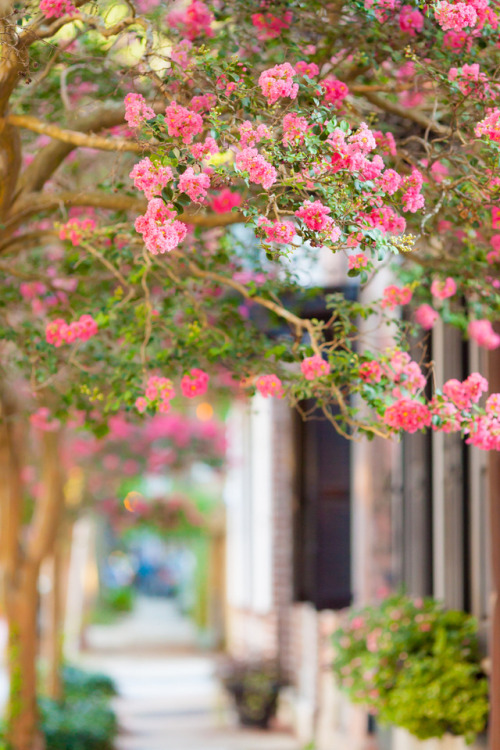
[332,594,489,743]
[62,665,116,699]
[39,696,117,750]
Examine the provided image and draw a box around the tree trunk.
[5,563,44,750]
[46,536,64,701]
[488,330,500,750]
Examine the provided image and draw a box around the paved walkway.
[79,597,301,750]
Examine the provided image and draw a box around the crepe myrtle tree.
[1,0,500,747]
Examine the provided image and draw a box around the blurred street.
[79,596,300,750]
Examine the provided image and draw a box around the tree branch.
[6,114,146,153]
[27,429,64,566]
[5,190,244,236]
[360,91,450,137]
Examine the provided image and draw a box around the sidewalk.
[79,597,301,750]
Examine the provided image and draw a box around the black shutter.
[294,402,352,610]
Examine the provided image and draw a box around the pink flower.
[211,189,242,214]
[238,121,271,148]
[256,374,284,398]
[429,398,463,432]
[135,198,187,254]
[130,158,173,200]
[135,397,148,413]
[295,200,332,232]
[486,394,500,416]
[373,130,397,156]
[348,253,369,271]
[58,217,95,246]
[178,167,211,203]
[434,1,477,30]
[399,4,424,32]
[124,93,155,129]
[376,169,402,195]
[384,398,431,433]
[415,304,439,330]
[258,217,296,244]
[359,361,382,382]
[468,319,500,349]
[189,93,216,112]
[46,314,98,347]
[381,285,413,309]
[30,407,61,431]
[301,354,331,380]
[475,109,500,143]
[443,379,470,409]
[431,277,457,300]
[463,372,489,403]
[258,63,298,105]
[165,101,203,144]
[181,368,209,398]
[189,136,218,160]
[251,10,293,39]
[166,1,214,40]
[282,113,309,146]
[295,60,320,77]
[235,147,277,189]
[39,0,76,17]
[321,76,349,106]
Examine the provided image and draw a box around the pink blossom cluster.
[189,93,216,112]
[124,93,155,129]
[401,169,425,213]
[178,167,211,202]
[165,101,203,144]
[448,63,490,98]
[348,253,369,271]
[365,0,401,22]
[181,368,210,398]
[258,217,296,244]
[301,354,331,380]
[130,158,173,200]
[295,61,320,78]
[399,4,424,33]
[328,124,390,183]
[359,361,382,382]
[282,113,309,146]
[467,413,500,450]
[362,206,406,235]
[46,314,98,347]
[376,169,402,195]
[321,76,350,106]
[239,121,271,147]
[415,304,439,330]
[443,28,471,51]
[295,200,341,240]
[431,276,457,299]
[170,40,193,68]
[434,1,477,30]
[30,407,61,432]
[136,376,175,414]
[166,1,214,40]
[235,148,277,189]
[475,109,500,143]
[251,11,293,39]
[58,217,96,246]
[211,189,242,214]
[135,199,187,254]
[384,398,431,433]
[373,130,397,156]
[39,0,76,18]
[190,136,218,160]
[381,285,413,309]
[216,75,238,96]
[468,319,500,349]
[255,374,284,398]
[258,63,298,105]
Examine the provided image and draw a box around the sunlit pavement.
[78,598,300,750]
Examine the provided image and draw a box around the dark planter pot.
[228,683,280,729]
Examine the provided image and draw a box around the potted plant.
[331,594,489,745]
[220,660,285,729]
